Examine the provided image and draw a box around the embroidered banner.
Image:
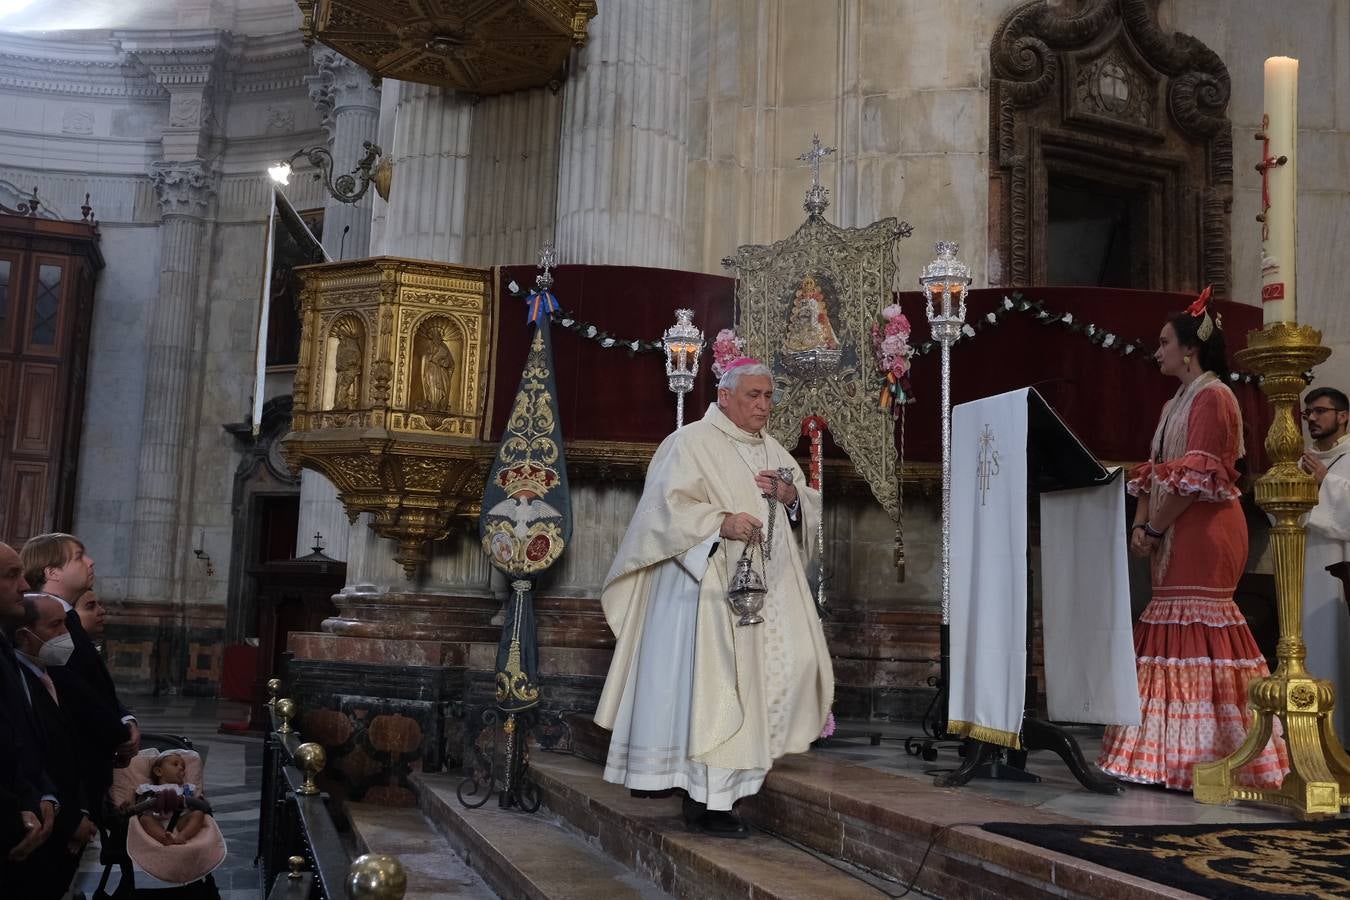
[479,306,572,713]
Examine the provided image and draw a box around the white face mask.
[23,629,74,667]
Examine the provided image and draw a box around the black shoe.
[631,788,677,799]
[682,796,748,838]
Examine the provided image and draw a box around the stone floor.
[69,695,263,900]
[813,720,1306,827]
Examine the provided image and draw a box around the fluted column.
[128,161,217,601]
[296,49,383,559]
[370,81,474,261]
[462,87,564,266]
[306,47,381,261]
[555,0,692,268]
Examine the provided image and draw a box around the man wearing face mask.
[21,533,139,818]
[7,594,99,899]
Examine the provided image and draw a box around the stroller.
[91,733,226,900]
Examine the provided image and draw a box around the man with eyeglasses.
[1299,387,1350,743]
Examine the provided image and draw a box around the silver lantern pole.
[663,309,705,430]
[919,241,971,626]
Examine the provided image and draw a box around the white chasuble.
[594,403,833,809]
[1040,475,1140,726]
[1303,435,1350,743]
[949,389,1030,748]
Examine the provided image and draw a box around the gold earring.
[1183,354,1191,366]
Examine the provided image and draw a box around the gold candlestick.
[1194,322,1350,817]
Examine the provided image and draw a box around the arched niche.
[409,314,466,416]
[323,314,366,411]
[988,0,1233,297]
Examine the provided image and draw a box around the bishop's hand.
[720,512,763,543]
[754,469,797,506]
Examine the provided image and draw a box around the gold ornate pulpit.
[283,257,497,577]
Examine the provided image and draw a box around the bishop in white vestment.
[594,361,833,836]
[1300,388,1350,743]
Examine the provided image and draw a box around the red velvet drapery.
[490,266,1272,471]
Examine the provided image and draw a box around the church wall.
[685,0,994,283]
[1144,2,1350,382]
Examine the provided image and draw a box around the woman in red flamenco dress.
[1097,292,1288,790]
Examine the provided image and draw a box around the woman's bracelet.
[1142,522,1165,539]
[1131,524,1146,533]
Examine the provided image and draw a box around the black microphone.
[339,224,351,260]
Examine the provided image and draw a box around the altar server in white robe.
[595,359,833,838]
[1299,387,1350,742]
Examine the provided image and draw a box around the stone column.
[462,87,564,266]
[306,47,382,261]
[370,81,474,260]
[128,160,217,602]
[295,49,383,559]
[555,0,692,268]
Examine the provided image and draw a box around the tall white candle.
[1260,56,1298,323]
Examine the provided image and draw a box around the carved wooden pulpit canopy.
[284,257,497,576]
[294,0,599,95]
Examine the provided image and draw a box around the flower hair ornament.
[710,328,746,378]
[1187,285,1221,342]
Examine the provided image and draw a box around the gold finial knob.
[275,697,297,735]
[287,855,305,880]
[294,742,326,796]
[267,678,282,706]
[347,853,407,900]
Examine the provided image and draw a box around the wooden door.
[0,213,102,546]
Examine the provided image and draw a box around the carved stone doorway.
[989,0,1233,297]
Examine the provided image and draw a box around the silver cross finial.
[798,133,837,219]
[798,134,836,189]
[535,240,556,291]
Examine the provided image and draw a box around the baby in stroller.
[93,741,227,898]
[135,751,207,847]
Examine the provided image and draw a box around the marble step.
[529,752,1198,900]
[413,771,674,900]
[347,802,498,900]
[526,754,909,899]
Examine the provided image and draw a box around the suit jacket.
[0,705,32,853]
[0,637,56,812]
[63,608,131,722]
[17,665,85,843]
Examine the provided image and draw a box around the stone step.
[526,754,913,899]
[529,752,1199,900]
[347,802,499,900]
[413,771,674,900]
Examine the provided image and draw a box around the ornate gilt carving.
[284,257,496,576]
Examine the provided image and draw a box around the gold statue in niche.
[414,317,459,413]
[782,274,840,353]
[329,316,364,410]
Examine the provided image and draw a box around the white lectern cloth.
[1041,476,1141,726]
[949,388,1029,748]
[949,388,1139,748]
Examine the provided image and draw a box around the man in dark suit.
[7,593,99,898]
[20,533,139,809]
[0,541,59,892]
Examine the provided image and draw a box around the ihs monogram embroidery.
[977,424,1001,507]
